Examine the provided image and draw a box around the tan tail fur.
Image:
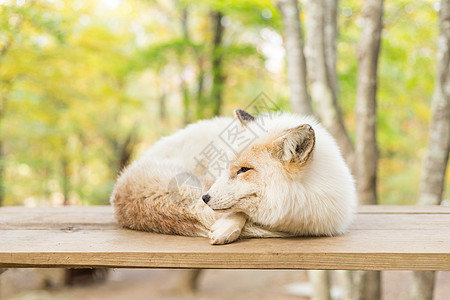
[111,160,211,237]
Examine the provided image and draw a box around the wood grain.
[0,205,449,270]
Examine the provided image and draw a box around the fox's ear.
[272,124,315,164]
[234,109,255,127]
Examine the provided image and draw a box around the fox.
[110,109,356,245]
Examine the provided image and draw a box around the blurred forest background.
[0,0,448,207]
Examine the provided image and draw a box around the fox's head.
[202,109,356,236]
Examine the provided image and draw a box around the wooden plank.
[0,229,448,270]
[351,214,450,230]
[357,205,450,214]
[0,206,116,230]
[0,206,449,270]
[2,212,447,231]
[2,205,449,225]
[1,206,449,230]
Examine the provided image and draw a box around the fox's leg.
[208,212,247,245]
[207,212,291,245]
[240,223,292,238]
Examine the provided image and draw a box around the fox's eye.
[237,167,252,175]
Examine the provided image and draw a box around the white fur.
[115,111,357,244]
[206,112,356,237]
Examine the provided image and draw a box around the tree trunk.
[211,11,225,116]
[411,1,450,299]
[195,56,206,119]
[0,55,15,208]
[305,0,355,172]
[180,6,189,40]
[62,155,70,206]
[349,271,381,300]
[0,0,29,208]
[179,4,192,125]
[324,0,339,103]
[355,0,383,206]
[352,1,384,299]
[181,78,190,125]
[308,270,331,300]
[417,0,450,206]
[341,270,353,300]
[177,1,206,121]
[0,83,9,207]
[159,92,167,121]
[117,129,138,173]
[176,269,202,293]
[0,137,4,206]
[104,123,138,177]
[411,271,436,300]
[277,0,314,116]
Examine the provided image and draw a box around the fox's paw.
[208,218,242,245]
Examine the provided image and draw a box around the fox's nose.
[202,194,211,204]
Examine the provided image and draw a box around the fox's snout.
[202,194,211,204]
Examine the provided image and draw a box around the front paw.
[208,218,242,245]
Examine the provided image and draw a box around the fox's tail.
[110,160,210,237]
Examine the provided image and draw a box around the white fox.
[110,109,356,245]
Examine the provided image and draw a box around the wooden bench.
[0,205,449,271]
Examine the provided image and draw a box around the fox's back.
[140,117,235,173]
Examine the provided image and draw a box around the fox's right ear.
[272,124,315,165]
[234,109,255,127]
